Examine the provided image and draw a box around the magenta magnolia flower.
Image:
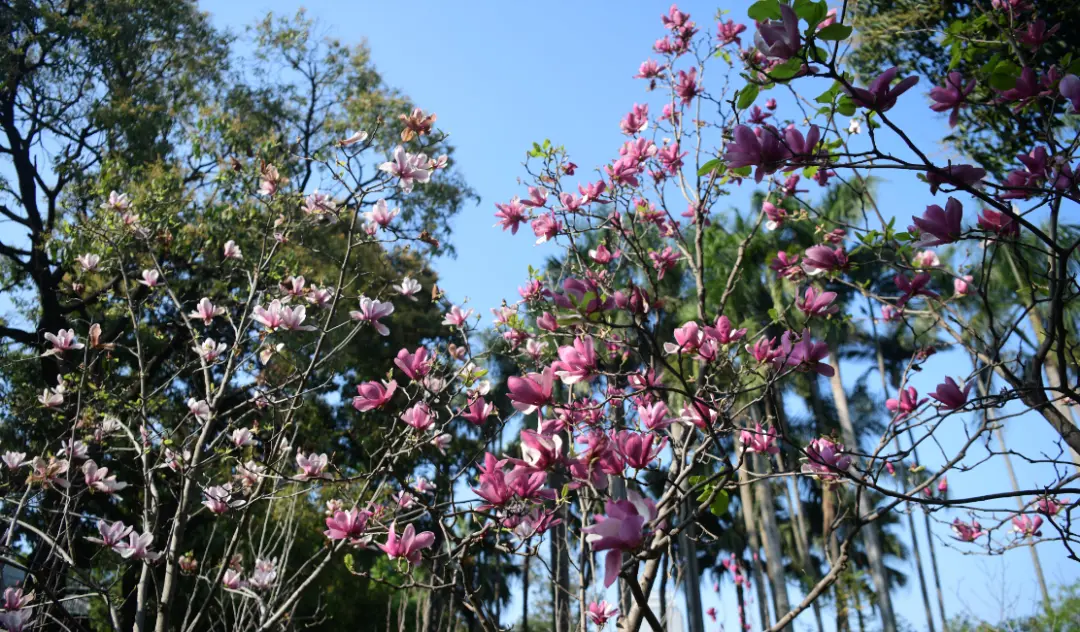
[637,401,671,431]
[379,523,435,566]
[531,212,563,244]
[587,601,619,628]
[296,452,329,480]
[724,125,789,182]
[926,164,985,194]
[763,201,786,230]
[518,429,564,470]
[755,4,800,60]
[1036,497,1065,516]
[324,508,371,542]
[886,386,927,420]
[740,423,779,455]
[189,297,225,325]
[352,380,396,412]
[801,438,851,480]
[43,329,84,357]
[620,103,649,135]
[801,245,848,275]
[664,321,703,355]
[911,197,963,246]
[954,274,974,297]
[507,368,554,414]
[776,329,834,377]
[614,430,667,470]
[394,347,432,381]
[929,377,971,410]
[951,519,985,542]
[895,272,939,307]
[846,67,919,112]
[378,145,432,193]
[552,336,597,385]
[796,286,838,317]
[977,208,1020,237]
[88,519,134,552]
[929,72,976,127]
[350,296,395,335]
[717,19,746,47]
[584,491,657,588]
[746,336,781,364]
[442,305,474,328]
[1061,74,1080,112]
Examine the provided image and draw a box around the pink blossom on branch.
[379,523,435,566]
[583,491,657,588]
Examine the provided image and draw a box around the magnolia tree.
[3,1,1080,632]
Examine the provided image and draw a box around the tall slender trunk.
[974,375,1053,613]
[522,555,530,632]
[752,451,791,628]
[659,552,669,627]
[551,503,572,632]
[826,359,897,632]
[680,524,704,632]
[735,436,772,630]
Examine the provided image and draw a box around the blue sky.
[201,1,1079,630]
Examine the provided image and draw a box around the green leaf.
[989,72,1016,90]
[710,491,730,517]
[747,0,782,21]
[698,158,725,177]
[837,95,857,116]
[794,0,828,27]
[815,81,841,104]
[769,58,804,80]
[344,554,356,573]
[802,165,819,178]
[816,23,853,41]
[737,84,760,110]
[732,165,752,177]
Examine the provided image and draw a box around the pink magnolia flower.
[187,398,211,422]
[552,337,598,384]
[912,250,941,269]
[494,198,529,234]
[43,329,84,356]
[929,72,976,127]
[634,59,665,87]
[518,429,564,470]
[189,298,225,325]
[531,212,562,244]
[724,125,789,182]
[951,519,984,542]
[954,274,975,296]
[620,103,649,135]
[202,483,242,514]
[253,300,316,332]
[88,519,134,551]
[353,380,397,412]
[442,305,474,328]
[741,423,779,455]
[231,427,254,448]
[1012,514,1043,538]
[364,199,399,228]
[615,430,667,470]
[886,386,927,420]
[578,180,607,203]
[394,347,432,381]
[138,269,161,287]
[194,338,227,363]
[649,247,680,279]
[637,401,671,431]
[378,523,435,565]
[746,336,782,364]
[846,67,919,112]
[400,402,434,431]
[763,201,786,230]
[536,311,558,332]
[802,437,852,480]
[583,491,657,588]
[325,508,371,542]
[520,186,548,208]
[929,377,971,410]
[394,277,422,300]
[559,191,583,213]
[587,601,618,628]
[460,397,495,426]
[2,452,28,470]
[911,197,963,246]
[796,286,838,317]
[223,240,243,260]
[770,251,803,279]
[704,315,747,345]
[674,68,701,104]
[706,607,718,622]
[378,145,432,193]
[100,190,131,212]
[507,368,554,414]
[296,452,329,480]
[431,433,451,454]
[802,245,848,275]
[755,4,800,60]
[76,253,101,272]
[664,321,704,355]
[1037,497,1065,516]
[83,460,127,494]
[118,531,162,561]
[222,569,244,590]
[3,588,33,611]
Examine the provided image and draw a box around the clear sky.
[202,2,1078,630]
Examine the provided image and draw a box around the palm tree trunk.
[753,451,792,628]
[826,358,897,632]
[736,437,772,630]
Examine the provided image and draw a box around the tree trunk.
[735,437,772,630]
[826,358,897,632]
[551,487,572,632]
[680,508,705,632]
[753,452,792,628]
[522,554,530,632]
